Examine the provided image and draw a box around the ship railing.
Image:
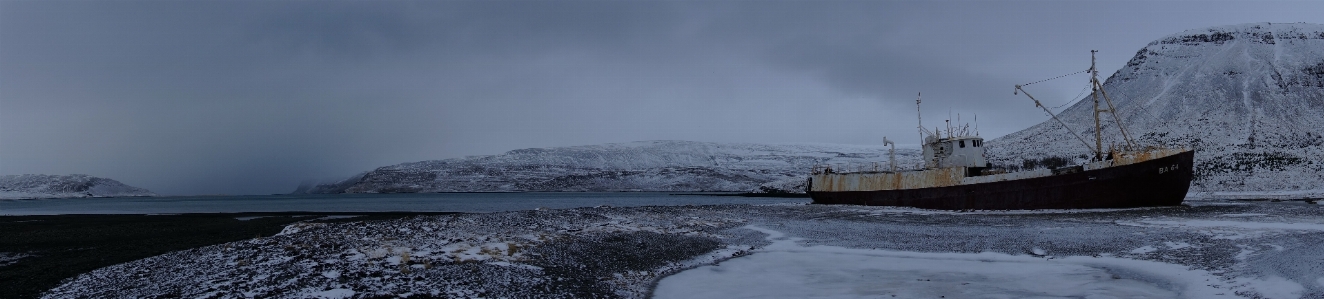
[812,162,919,175]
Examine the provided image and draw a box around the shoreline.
[2,191,799,201]
[8,200,1323,298]
[669,192,810,198]
[0,212,453,299]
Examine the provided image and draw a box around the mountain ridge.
[0,174,157,199]
[295,140,920,194]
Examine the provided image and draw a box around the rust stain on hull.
[811,168,964,192]
[1112,147,1186,166]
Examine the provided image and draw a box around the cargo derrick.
[809,51,1194,210]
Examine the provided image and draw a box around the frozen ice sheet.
[655,226,1239,299]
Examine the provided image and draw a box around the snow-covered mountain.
[303,23,1323,195]
[0,174,157,199]
[296,140,919,193]
[987,23,1324,192]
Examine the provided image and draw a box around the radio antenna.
[916,93,932,143]
[974,113,979,136]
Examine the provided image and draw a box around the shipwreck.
[808,51,1194,210]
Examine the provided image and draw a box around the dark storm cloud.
[3,1,1322,195]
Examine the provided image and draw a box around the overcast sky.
[3,1,1322,195]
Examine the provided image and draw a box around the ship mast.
[917,93,934,143]
[1091,51,1103,160]
[1089,50,1138,152]
[1016,50,1140,160]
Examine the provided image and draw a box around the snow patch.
[1221,213,1268,217]
[1135,220,1324,231]
[1117,219,1324,240]
[277,223,326,236]
[1130,246,1158,254]
[1208,189,1324,200]
[854,206,1143,216]
[1164,241,1195,250]
[486,261,542,271]
[1229,275,1305,299]
[310,288,354,299]
[1235,246,1257,261]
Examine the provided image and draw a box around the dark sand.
[0,212,453,299]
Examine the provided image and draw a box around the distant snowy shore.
[294,140,920,195]
[43,201,1324,298]
[0,174,156,200]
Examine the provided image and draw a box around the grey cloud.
[3,1,1322,195]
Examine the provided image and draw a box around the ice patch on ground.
[1131,246,1159,254]
[1207,189,1324,201]
[851,206,1144,216]
[309,288,354,299]
[1221,213,1268,217]
[1137,220,1324,231]
[1164,241,1195,250]
[1235,246,1257,261]
[1186,201,1251,207]
[1117,219,1324,240]
[655,226,1238,299]
[1229,275,1305,299]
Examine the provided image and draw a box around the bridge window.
[959,140,966,148]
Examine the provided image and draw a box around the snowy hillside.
[0,174,156,199]
[987,23,1324,193]
[296,140,919,193]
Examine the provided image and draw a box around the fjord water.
[0,193,807,215]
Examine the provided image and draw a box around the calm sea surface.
[0,193,809,215]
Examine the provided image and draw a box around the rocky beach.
[16,198,1322,298]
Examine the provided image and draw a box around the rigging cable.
[1051,84,1094,111]
[1111,87,1172,144]
[1018,69,1089,87]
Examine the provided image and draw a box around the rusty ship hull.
[809,150,1194,210]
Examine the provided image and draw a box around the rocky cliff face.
[296,140,919,194]
[987,23,1324,192]
[0,174,157,199]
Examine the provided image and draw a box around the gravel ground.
[40,200,1324,298]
